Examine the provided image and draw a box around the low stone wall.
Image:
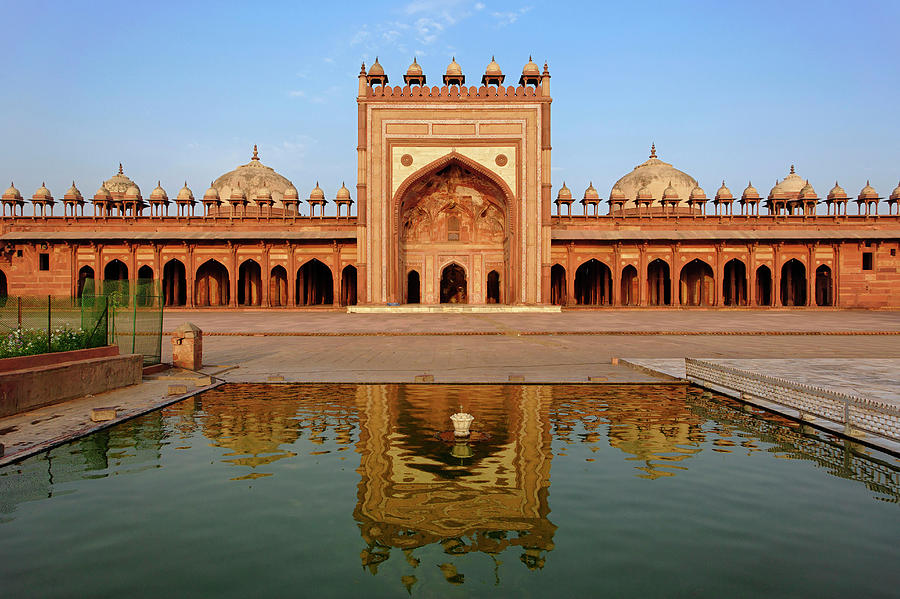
[0,353,142,417]
[0,346,120,374]
[684,357,900,442]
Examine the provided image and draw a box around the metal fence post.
[47,294,51,352]
[17,296,21,328]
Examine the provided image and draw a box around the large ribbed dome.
[610,144,698,207]
[212,145,295,207]
[768,165,806,199]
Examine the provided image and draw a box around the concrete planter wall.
[0,346,142,418]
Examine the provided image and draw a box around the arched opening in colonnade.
[680,259,714,306]
[647,259,671,306]
[296,259,333,305]
[0,269,7,303]
[195,260,230,307]
[815,264,833,307]
[407,270,420,304]
[270,266,288,306]
[238,260,262,306]
[781,259,807,307]
[341,265,358,306]
[136,265,154,307]
[621,265,638,306]
[723,259,748,306]
[550,264,566,305]
[440,263,467,304]
[574,259,612,306]
[755,265,772,306]
[104,259,129,301]
[163,260,186,306]
[77,265,94,300]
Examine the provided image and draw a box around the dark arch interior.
[781,259,807,306]
[621,265,638,306]
[163,260,187,306]
[77,265,94,299]
[238,260,262,306]
[486,270,501,304]
[407,270,421,304]
[723,259,748,306]
[647,259,671,306]
[574,259,612,305]
[756,265,772,306]
[195,260,230,307]
[341,265,358,306]
[815,264,833,307]
[297,260,333,305]
[440,263,467,304]
[679,259,714,306]
[550,264,566,305]
[270,265,288,307]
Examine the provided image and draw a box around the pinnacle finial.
[118,163,123,175]
[251,144,259,161]
[650,143,657,159]
[529,54,533,61]
[790,164,795,174]
[360,62,366,74]
[492,55,495,61]
[413,56,418,64]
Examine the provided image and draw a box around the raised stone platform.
[347,304,561,313]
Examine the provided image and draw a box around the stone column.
[229,245,238,307]
[639,244,648,306]
[186,244,195,307]
[807,243,815,307]
[773,244,782,307]
[714,243,724,306]
[566,243,575,306]
[262,243,270,307]
[748,243,757,306]
[611,243,621,306]
[333,242,342,306]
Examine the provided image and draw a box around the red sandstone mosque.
[1,58,899,309]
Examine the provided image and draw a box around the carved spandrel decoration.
[400,164,506,245]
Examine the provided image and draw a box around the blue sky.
[1,0,898,214]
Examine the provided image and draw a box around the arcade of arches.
[550,253,835,308]
[398,161,510,305]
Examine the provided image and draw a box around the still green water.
[1,384,898,598]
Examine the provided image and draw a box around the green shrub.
[0,326,94,359]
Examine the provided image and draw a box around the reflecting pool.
[1,384,898,598]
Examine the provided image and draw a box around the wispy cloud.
[351,0,482,52]
[491,6,533,26]
[287,90,306,98]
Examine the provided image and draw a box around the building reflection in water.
[352,384,557,578]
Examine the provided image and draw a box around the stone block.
[168,384,189,396]
[90,407,117,422]
[414,374,434,383]
[589,376,608,382]
[172,323,202,371]
[508,375,525,382]
[267,375,285,382]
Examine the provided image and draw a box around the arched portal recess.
[163,260,186,307]
[238,260,262,306]
[270,266,288,307]
[621,265,638,306]
[680,259,714,306]
[781,259,807,307]
[195,260,230,307]
[0,269,7,305]
[815,264,833,307]
[574,259,612,306]
[341,265,358,306]
[756,265,772,307]
[486,270,501,304]
[647,259,671,306]
[407,270,420,304]
[296,259,333,305]
[440,263,467,304]
[723,259,748,306]
[550,264,566,305]
[104,259,129,302]
[397,155,511,304]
